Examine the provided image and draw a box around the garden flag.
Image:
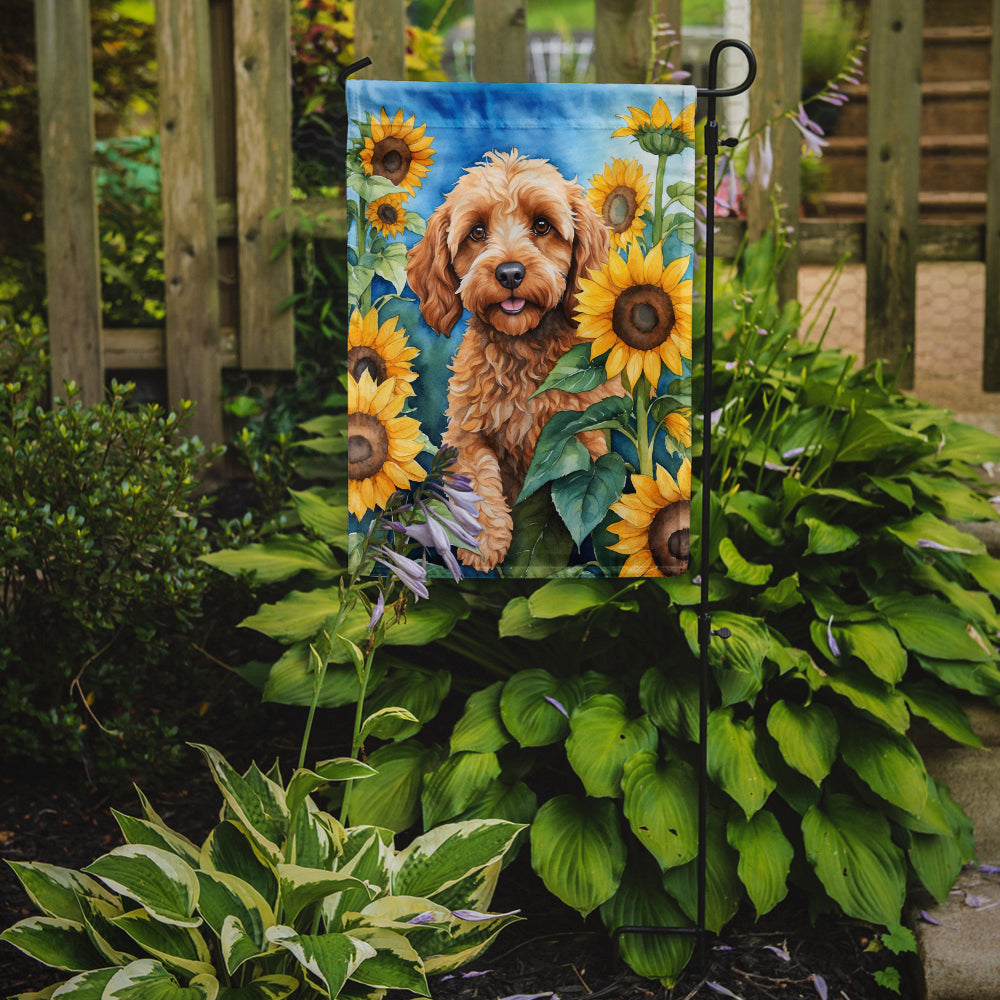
[346,80,696,579]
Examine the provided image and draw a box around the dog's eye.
[469,224,487,242]
[532,218,551,236]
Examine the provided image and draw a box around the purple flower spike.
[367,591,385,631]
[374,546,429,600]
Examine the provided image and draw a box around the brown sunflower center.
[648,499,690,576]
[612,284,676,351]
[348,412,389,481]
[377,203,400,226]
[603,185,638,233]
[370,136,412,185]
[348,346,388,385]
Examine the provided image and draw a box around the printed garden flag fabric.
[346,80,696,579]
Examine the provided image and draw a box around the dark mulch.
[1,747,915,1000]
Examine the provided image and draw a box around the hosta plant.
[1,744,523,999]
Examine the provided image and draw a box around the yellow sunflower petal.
[622,549,658,577]
[624,349,645,388]
[643,349,663,388]
[660,254,691,293]
[651,97,670,129]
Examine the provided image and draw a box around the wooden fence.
[33,0,1000,445]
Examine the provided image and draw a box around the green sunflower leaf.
[531,342,609,397]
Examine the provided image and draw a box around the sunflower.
[575,241,693,389]
[348,370,426,519]
[612,98,696,157]
[366,192,409,238]
[361,108,435,195]
[662,407,692,449]
[607,459,691,577]
[348,308,419,396]
[586,158,652,250]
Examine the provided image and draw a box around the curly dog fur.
[406,149,623,571]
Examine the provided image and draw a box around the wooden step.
[834,80,991,137]
[922,25,993,83]
[813,189,987,222]
[922,0,992,28]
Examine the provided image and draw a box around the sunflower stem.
[635,376,654,478]
[357,195,372,314]
[652,153,668,246]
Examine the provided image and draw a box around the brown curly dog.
[406,149,623,571]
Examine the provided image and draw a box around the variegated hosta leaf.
[726,810,793,918]
[214,974,300,999]
[344,926,429,995]
[102,958,218,999]
[706,707,776,819]
[529,795,626,917]
[421,907,522,975]
[276,864,375,925]
[765,700,838,786]
[265,926,376,998]
[0,916,107,972]
[191,745,288,863]
[4,861,118,922]
[77,894,136,966]
[802,793,906,926]
[112,811,201,868]
[46,966,118,997]
[288,802,343,870]
[566,695,658,798]
[83,846,200,928]
[599,854,694,987]
[621,751,699,871]
[110,908,214,979]
[391,820,525,901]
[424,859,501,915]
[450,681,511,754]
[285,760,376,823]
[323,829,393,931]
[195,871,274,973]
[200,822,278,910]
[420,751,502,828]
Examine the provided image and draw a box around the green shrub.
[1,743,524,998]
[0,316,221,783]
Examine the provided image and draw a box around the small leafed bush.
[1,744,524,998]
[0,316,218,782]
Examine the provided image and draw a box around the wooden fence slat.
[34,0,103,405]
[747,0,801,305]
[474,0,527,82]
[233,0,294,369]
[594,0,657,84]
[983,0,1000,389]
[354,0,406,80]
[864,0,923,390]
[157,0,223,445]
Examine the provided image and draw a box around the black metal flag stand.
[340,38,758,975]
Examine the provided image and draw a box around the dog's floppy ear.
[563,185,610,324]
[406,204,463,337]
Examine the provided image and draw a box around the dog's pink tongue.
[501,298,525,313]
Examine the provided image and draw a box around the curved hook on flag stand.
[612,38,756,974]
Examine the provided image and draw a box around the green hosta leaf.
[260,645,383,709]
[191,746,287,863]
[966,553,1000,597]
[200,822,278,910]
[421,751,502,828]
[727,811,793,918]
[802,517,859,555]
[527,578,620,618]
[835,410,927,463]
[874,594,995,662]
[363,667,451,740]
[812,662,910,732]
[936,421,1000,464]
[499,670,584,747]
[530,795,626,917]
[886,512,985,556]
[392,820,524,900]
[450,682,511,754]
[504,490,575,579]
[277,865,374,925]
[453,779,538,827]
[901,680,982,748]
[103,959,218,1000]
[347,740,442,832]
[532,342,609,397]
[288,488,349,546]
[199,536,340,584]
[111,909,214,978]
[707,708,776,818]
[425,906,522,975]
[839,718,929,817]
[83,846,200,928]
[755,573,805,614]
[639,665,699,742]
[599,853,694,987]
[765,700,838,786]
[621,751,698,870]
[802,793,906,926]
[0,916,107,971]
[916,655,1000,697]
[216,975,299,1000]
[680,610,770,706]
[906,472,998,521]
[661,812,741,933]
[551,453,628,547]
[833,621,908,684]
[718,537,772,586]
[566,695,657,798]
[285,759,376,822]
[724,490,784,545]
[4,862,118,923]
[346,926,428,994]
[112,812,201,868]
[909,827,965,905]
[265,926,375,998]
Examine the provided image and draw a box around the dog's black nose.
[495,261,525,290]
